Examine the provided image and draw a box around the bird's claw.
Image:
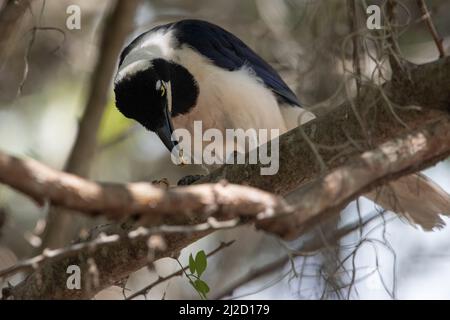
[152,178,170,189]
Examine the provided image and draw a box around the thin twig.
[347,0,362,98]
[126,241,235,300]
[213,211,382,300]
[0,221,238,282]
[0,0,32,70]
[417,0,446,58]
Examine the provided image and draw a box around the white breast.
[171,47,315,155]
[172,50,289,134]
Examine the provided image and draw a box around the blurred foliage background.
[0,0,450,299]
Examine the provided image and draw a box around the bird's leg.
[152,178,170,189]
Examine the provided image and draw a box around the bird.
[114,19,450,230]
[114,19,314,156]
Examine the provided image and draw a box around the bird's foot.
[177,175,204,186]
[152,178,170,189]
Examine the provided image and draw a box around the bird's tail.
[365,173,450,230]
[281,108,450,230]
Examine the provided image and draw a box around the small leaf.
[194,279,210,295]
[98,99,132,145]
[195,250,207,277]
[189,254,196,274]
[188,280,202,299]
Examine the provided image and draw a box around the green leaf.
[189,254,196,274]
[195,250,207,277]
[194,279,210,296]
[97,98,133,145]
[188,280,202,299]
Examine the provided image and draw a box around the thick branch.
[42,0,139,248]
[0,152,290,223]
[65,0,139,176]
[199,57,450,195]
[4,56,450,299]
[258,116,450,239]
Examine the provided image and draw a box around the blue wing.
[172,19,301,106]
[119,19,301,106]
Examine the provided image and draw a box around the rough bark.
[0,151,290,224]
[1,56,449,299]
[199,58,450,195]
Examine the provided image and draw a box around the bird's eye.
[156,80,166,97]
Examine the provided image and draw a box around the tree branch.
[42,0,140,248]
[0,0,32,69]
[257,116,450,239]
[125,240,235,300]
[2,56,450,300]
[417,0,446,58]
[65,0,139,176]
[0,224,237,283]
[199,57,450,194]
[0,151,290,223]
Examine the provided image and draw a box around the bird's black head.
[114,58,199,151]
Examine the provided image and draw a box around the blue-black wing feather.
[119,19,300,106]
[172,20,300,106]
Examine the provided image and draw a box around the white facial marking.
[166,81,173,113]
[115,60,152,83]
[140,29,175,57]
[156,80,162,91]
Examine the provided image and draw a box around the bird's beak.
[155,106,178,152]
